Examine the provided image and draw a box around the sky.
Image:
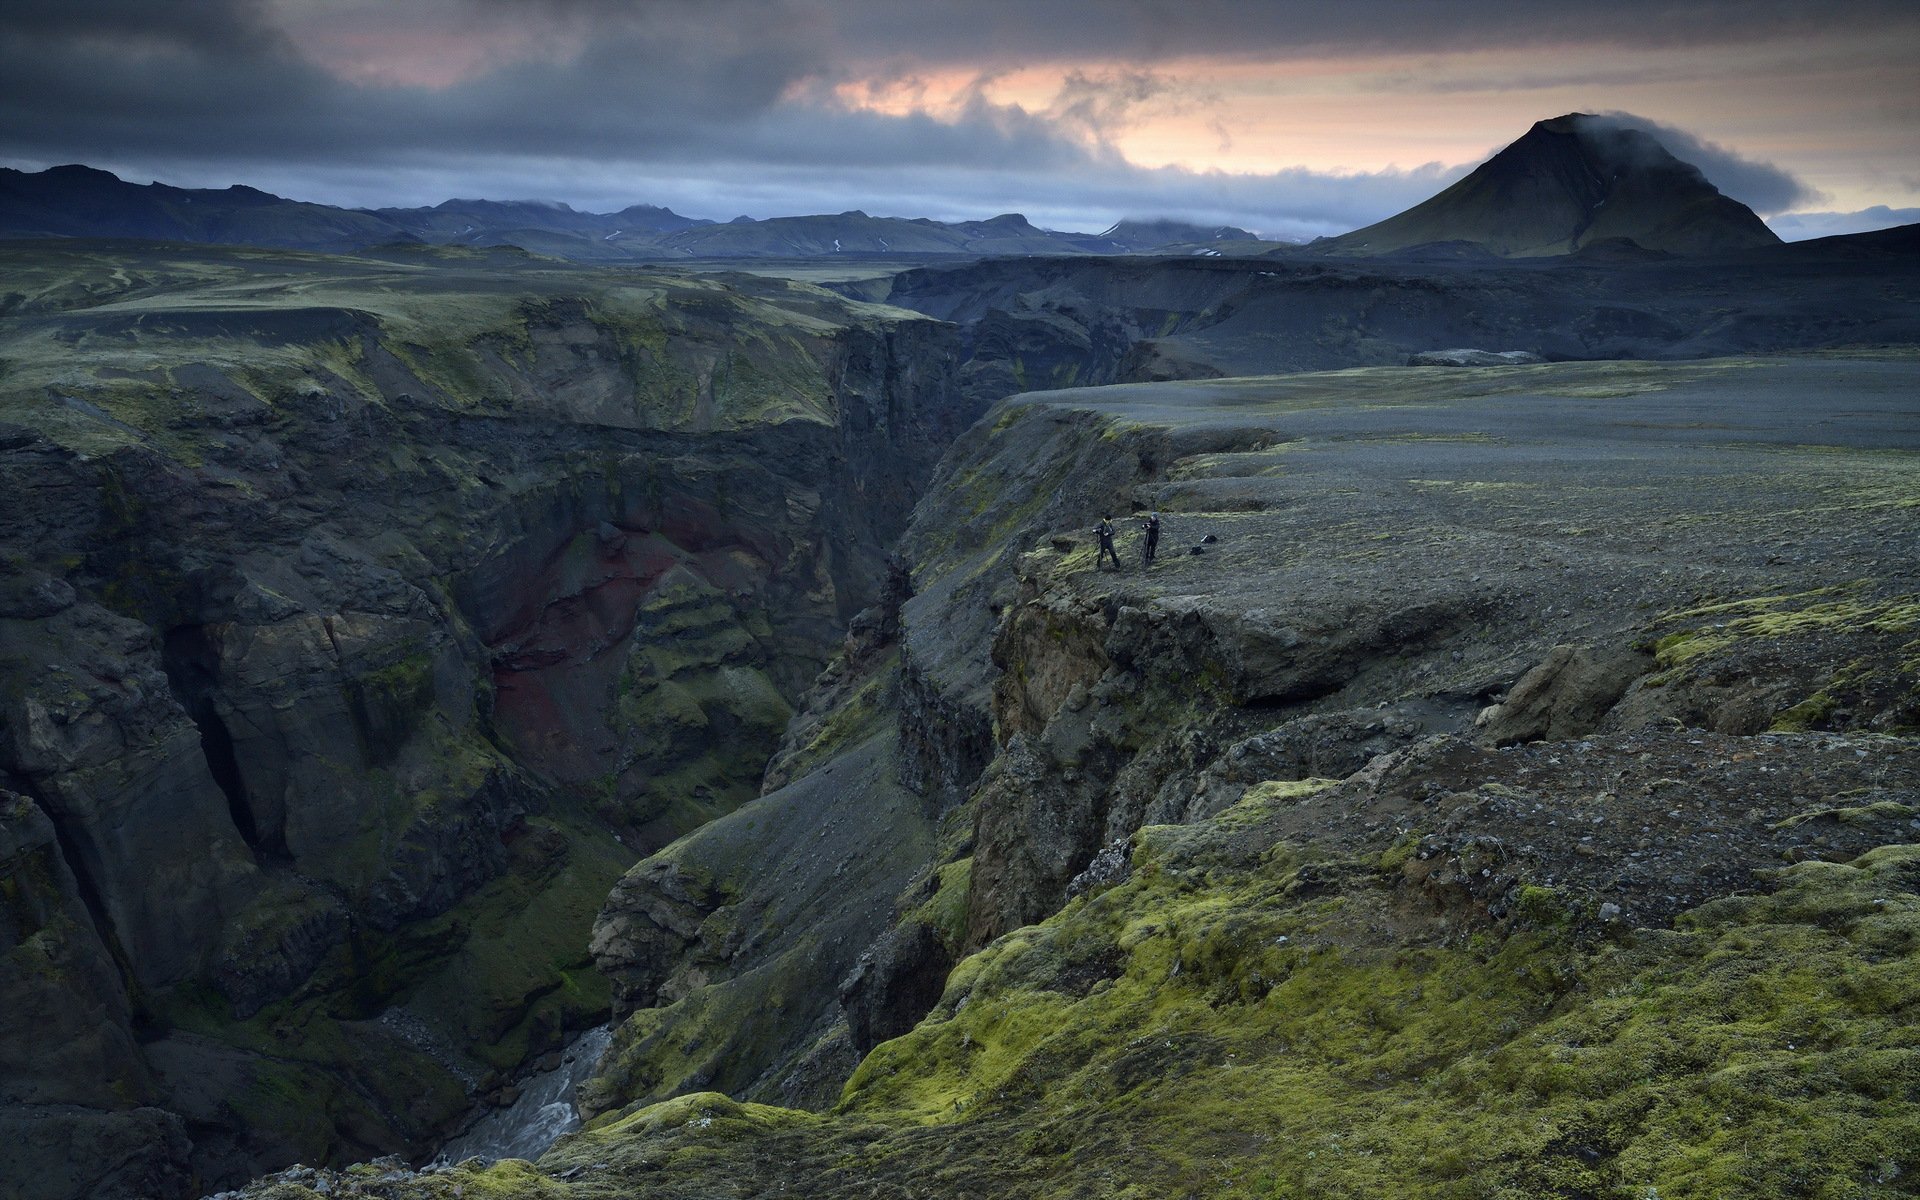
[2,0,1916,242]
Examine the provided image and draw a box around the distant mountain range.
[0,116,1879,262]
[1317,113,1782,258]
[0,164,1259,260]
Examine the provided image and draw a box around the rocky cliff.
[342,348,1919,1199]
[0,240,983,1195]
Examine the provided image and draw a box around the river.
[434,1025,612,1164]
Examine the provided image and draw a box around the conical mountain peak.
[1321,114,1779,257]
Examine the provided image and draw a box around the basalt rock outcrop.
[0,240,984,1196]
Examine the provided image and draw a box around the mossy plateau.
[0,241,881,452]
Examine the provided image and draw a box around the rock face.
[1321,113,1783,258]
[582,354,1920,1122]
[584,731,933,1116]
[0,241,984,1193]
[0,791,195,1200]
[527,351,1919,1199]
[937,359,1917,946]
[584,355,1915,1129]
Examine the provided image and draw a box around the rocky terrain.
[196,347,1920,1200]
[3,209,1917,1200]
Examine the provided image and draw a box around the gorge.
[3,146,1919,1198]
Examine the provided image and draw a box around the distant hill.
[1316,113,1782,258]
[0,164,405,251]
[367,197,713,244]
[0,165,1256,261]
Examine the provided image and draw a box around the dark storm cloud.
[0,3,1156,196]
[0,0,1895,231]
[476,0,1918,62]
[4,0,283,51]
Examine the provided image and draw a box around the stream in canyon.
[434,1026,612,1165]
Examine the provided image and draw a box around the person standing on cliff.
[1141,511,1161,565]
[1095,516,1120,570]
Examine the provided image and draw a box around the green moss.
[1375,830,1423,873]
[306,716,507,893]
[905,858,974,951]
[1238,778,1341,807]
[201,991,473,1166]
[374,1159,571,1199]
[763,813,1920,1198]
[611,646,794,836]
[88,465,193,624]
[1771,799,1918,830]
[151,805,628,1169]
[1513,883,1577,929]
[990,402,1037,434]
[1646,588,1920,729]
[583,934,835,1120]
[791,654,895,771]
[341,647,434,765]
[1771,691,1840,732]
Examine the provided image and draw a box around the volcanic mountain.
[1319,113,1783,258]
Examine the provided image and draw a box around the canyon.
[2,181,1918,1197]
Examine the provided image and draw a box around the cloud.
[1046,69,1198,141]
[6,0,284,53]
[1581,112,1821,213]
[512,0,1920,69]
[0,2,1476,236]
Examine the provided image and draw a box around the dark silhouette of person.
[1094,516,1120,570]
[1141,511,1160,564]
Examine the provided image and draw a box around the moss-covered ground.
[259,773,1920,1198]
[1646,585,1920,733]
